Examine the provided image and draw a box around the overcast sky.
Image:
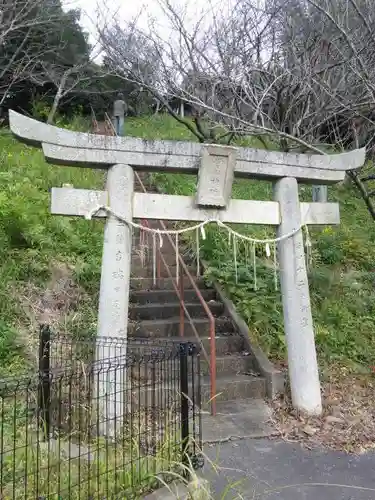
[66,1,139,34]
[66,0,198,37]
[66,0,229,42]
[64,0,238,66]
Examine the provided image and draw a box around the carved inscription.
[196,145,237,208]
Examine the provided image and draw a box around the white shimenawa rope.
[85,205,308,244]
[196,227,200,277]
[85,204,312,290]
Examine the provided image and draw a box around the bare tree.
[99,0,375,159]
[0,0,82,112]
[0,0,61,46]
[98,1,335,151]
[34,43,108,125]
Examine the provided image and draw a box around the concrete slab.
[201,399,276,443]
[203,438,375,499]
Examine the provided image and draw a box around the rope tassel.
[253,243,257,291]
[196,227,200,277]
[152,232,156,287]
[245,241,249,270]
[304,225,312,271]
[274,242,278,291]
[176,233,179,284]
[233,235,238,284]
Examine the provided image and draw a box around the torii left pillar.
[97,163,133,436]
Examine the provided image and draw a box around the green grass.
[0,121,105,375]
[1,395,182,499]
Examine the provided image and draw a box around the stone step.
[129,301,224,321]
[131,237,173,250]
[132,232,190,247]
[130,374,266,408]
[201,375,266,405]
[131,251,194,267]
[131,225,179,241]
[201,353,253,377]
[129,317,235,338]
[128,335,245,356]
[131,234,178,245]
[131,264,198,278]
[129,354,255,383]
[130,288,216,305]
[130,276,206,291]
[200,335,245,355]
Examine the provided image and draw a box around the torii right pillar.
[274,177,322,414]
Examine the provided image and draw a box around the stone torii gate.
[9,110,365,416]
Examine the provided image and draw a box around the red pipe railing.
[97,121,217,415]
[134,171,217,416]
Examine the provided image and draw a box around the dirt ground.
[271,367,375,453]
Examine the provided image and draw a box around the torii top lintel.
[9,110,366,185]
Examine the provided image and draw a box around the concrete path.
[203,438,375,499]
[201,400,275,444]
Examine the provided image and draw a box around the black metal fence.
[0,327,202,499]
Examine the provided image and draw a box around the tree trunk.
[339,173,353,187]
[154,99,160,115]
[47,71,69,125]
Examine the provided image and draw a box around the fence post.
[151,354,157,456]
[179,270,185,337]
[39,324,51,440]
[179,342,190,474]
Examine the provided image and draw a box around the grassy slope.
[126,115,375,375]
[0,125,104,374]
[1,113,375,377]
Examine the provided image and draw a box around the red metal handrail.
[97,122,217,416]
[134,171,217,416]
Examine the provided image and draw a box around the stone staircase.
[128,224,266,410]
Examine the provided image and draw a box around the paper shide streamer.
[196,227,200,277]
[175,233,179,284]
[86,204,313,292]
[152,232,156,286]
[274,242,278,291]
[233,234,238,283]
[304,226,312,271]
